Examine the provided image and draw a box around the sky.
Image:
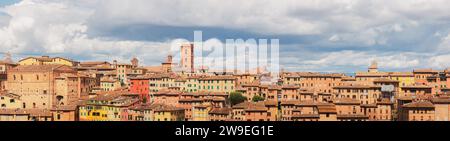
[1,0,450,73]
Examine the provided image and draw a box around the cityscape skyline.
[1,42,450,121]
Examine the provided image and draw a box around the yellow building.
[100,78,121,91]
[153,104,185,121]
[185,76,200,92]
[388,72,415,87]
[148,73,177,92]
[192,104,211,121]
[18,56,79,66]
[198,75,236,94]
[78,92,139,121]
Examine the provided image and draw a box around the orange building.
[7,65,80,109]
[400,85,432,100]
[334,98,368,121]
[333,84,382,105]
[400,101,435,121]
[51,105,78,121]
[413,69,438,85]
[431,97,450,121]
[209,108,232,121]
[361,99,393,121]
[283,72,344,93]
[150,90,181,106]
[129,76,150,101]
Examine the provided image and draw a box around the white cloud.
[428,54,450,69]
[0,11,10,27]
[1,0,450,71]
[302,50,422,71]
[0,0,170,65]
[329,35,340,42]
[85,0,450,36]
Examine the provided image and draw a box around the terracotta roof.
[292,114,320,118]
[397,96,414,101]
[152,90,183,96]
[91,91,128,101]
[0,61,17,65]
[10,64,75,72]
[233,101,267,111]
[296,100,317,106]
[268,85,282,90]
[241,82,261,87]
[100,77,118,82]
[377,98,393,105]
[282,85,300,89]
[413,69,438,73]
[401,85,432,89]
[199,75,236,81]
[152,104,184,112]
[233,102,251,109]
[281,100,300,105]
[209,108,232,115]
[263,100,278,106]
[128,103,154,111]
[361,104,377,108]
[0,109,52,117]
[79,61,111,68]
[334,84,381,89]
[337,114,369,119]
[334,98,360,105]
[178,98,204,102]
[355,72,388,77]
[244,104,267,112]
[403,101,434,108]
[317,104,337,114]
[0,109,28,115]
[373,78,399,83]
[129,75,152,80]
[147,73,177,79]
[388,72,414,77]
[341,77,356,81]
[212,97,226,101]
[284,72,344,78]
[19,56,76,63]
[431,97,450,104]
[194,104,210,109]
[51,105,78,111]
[182,91,228,96]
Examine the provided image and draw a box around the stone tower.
[180,43,194,73]
[368,60,378,73]
[131,57,139,67]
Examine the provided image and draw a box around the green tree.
[142,96,148,103]
[229,92,247,106]
[252,95,265,102]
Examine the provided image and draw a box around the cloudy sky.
[1,0,450,73]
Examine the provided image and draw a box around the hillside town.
[1,43,450,121]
